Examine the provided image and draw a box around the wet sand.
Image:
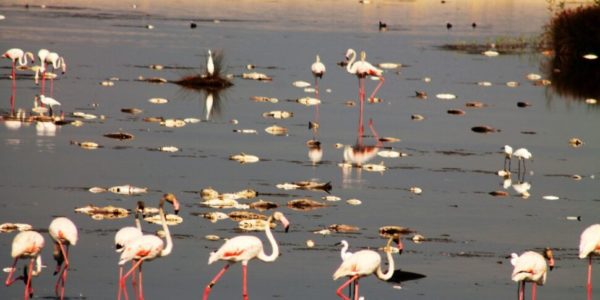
[1,1,599,299]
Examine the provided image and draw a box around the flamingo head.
[503,145,513,156]
[162,193,180,215]
[360,51,366,61]
[136,200,146,218]
[272,211,290,232]
[392,234,404,254]
[344,48,354,61]
[544,247,555,271]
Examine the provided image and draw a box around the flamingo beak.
[545,248,555,271]
[395,236,404,255]
[279,215,290,233]
[173,199,180,215]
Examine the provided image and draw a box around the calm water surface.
[1,0,599,299]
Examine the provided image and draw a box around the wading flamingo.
[345,49,384,103]
[35,95,61,116]
[34,49,49,89]
[513,148,532,172]
[579,224,600,300]
[503,145,513,171]
[118,194,180,300]
[115,201,145,300]
[5,230,44,300]
[203,211,290,300]
[49,217,78,300]
[336,240,355,299]
[511,248,554,300]
[207,50,214,76]
[2,48,34,114]
[44,52,66,97]
[333,236,401,300]
[311,54,326,97]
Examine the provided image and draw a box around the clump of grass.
[439,35,542,55]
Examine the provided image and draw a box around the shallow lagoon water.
[1,1,599,299]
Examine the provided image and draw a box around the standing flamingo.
[336,240,355,299]
[49,217,78,300]
[511,248,554,300]
[2,48,34,114]
[345,49,384,102]
[5,230,45,300]
[118,194,180,300]
[311,54,326,96]
[333,236,401,300]
[503,145,513,171]
[207,50,214,77]
[34,49,49,88]
[115,201,145,300]
[513,148,532,172]
[203,211,290,300]
[44,52,66,97]
[579,224,600,300]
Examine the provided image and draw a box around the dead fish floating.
[568,137,584,148]
[249,199,278,211]
[436,93,456,100]
[72,111,98,119]
[362,161,386,172]
[71,141,101,149]
[143,116,164,123]
[471,126,499,134]
[0,223,32,233]
[517,101,532,108]
[234,129,258,134]
[158,146,179,152]
[137,76,168,83]
[447,109,466,115]
[263,110,293,119]
[411,114,425,121]
[290,180,332,193]
[415,91,428,99]
[144,214,183,226]
[379,136,401,143]
[322,195,341,202]
[161,119,186,128]
[251,96,278,103]
[229,153,260,164]
[184,118,200,124]
[75,204,129,217]
[201,187,220,200]
[378,62,401,69]
[287,198,328,211]
[328,224,360,233]
[242,72,272,81]
[465,101,486,108]
[148,98,169,104]
[296,97,321,106]
[239,219,275,231]
[377,150,406,158]
[379,225,415,238]
[88,186,107,193]
[265,125,288,136]
[228,211,267,222]
[235,189,258,199]
[489,190,509,197]
[121,108,143,114]
[198,211,229,223]
[103,132,134,140]
[108,184,148,195]
[292,80,311,88]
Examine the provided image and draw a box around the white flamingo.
[345,49,384,103]
[48,217,78,300]
[34,49,49,86]
[579,224,600,300]
[203,211,290,300]
[5,231,45,300]
[511,248,554,300]
[333,237,400,300]
[311,54,326,95]
[2,48,34,113]
[44,52,66,97]
[503,145,513,171]
[118,194,180,300]
[115,201,145,300]
[513,148,532,172]
[336,240,355,298]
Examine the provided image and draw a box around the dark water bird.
[446,22,452,30]
[49,217,78,300]
[579,224,600,300]
[203,212,290,300]
[5,231,45,300]
[190,22,197,28]
[378,21,387,31]
[472,22,477,28]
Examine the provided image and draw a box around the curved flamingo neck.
[346,49,357,74]
[376,249,394,280]
[158,199,173,257]
[17,52,33,66]
[257,217,279,262]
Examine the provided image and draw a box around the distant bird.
[311,54,326,96]
[44,52,66,97]
[207,50,215,76]
[446,22,452,30]
[333,236,401,300]
[35,95,61,116]
[190,22,197,28]
[513,148,532,173]
[5,231,45,300]
[378,21,387,31]
[115,201,144,300]
[49,217,78,300]
[503,145,513,171]
[483,43,500,57]
[3,48,34,113]
[579,224,600,300]
[511,248,554,300]
[203,211,290,300]
[118,194,179,300]
[472,22,477,28]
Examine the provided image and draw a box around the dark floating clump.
[471,125,499,134]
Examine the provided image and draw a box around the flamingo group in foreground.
[48,217,78,300]
[5,230,45,300]
[511,248,554,300]
[333,236,401,300]
[203,211,290,300]
[115,201,145,300]
[118,194,179,300]
[579,224,600,300]
[2,48,35,114]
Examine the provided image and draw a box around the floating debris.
[465,101,486,108]
[412,234,426,243]
[148,98,169,104]
[108,184,148,195]
[242,72,272,81]
[378,62,401,69]
[411,114,425,121]
[329,224,360,233]
[249,199,278,211]
[568,138,584,148]
[292,81,311,88]
[121,108,143,114]
[471,126,498,133]
[228,211,267,222]
[322,195,341,201]
[205,234,220,241]
[72,141,100,149]
[362,161,386,172]
[379,225,415,238]
[184,118,201,124]
[447,109,465,115]
[158,146,179,152]
[409,186,423,194]
[296,97,321,106]
[229,153,259,164]
[198,212,229,223]
[103,132,134,140]
[436,93,456,100]
[0,223,32,233]
[306,240,315,248]
[88,186,107,193]
[287,198,328,211]
[489,190,509,197]
[379,136,401,143]
[517,101,532,108]
[234,129,258,134]
[265,125,288,136]
[144,214,183,226]
[239,219,275,231]
[346,198,362,205]
[263,110,293,119]
[75,205,129,218]
[161,119,186,128]
[542,195,560,201]
[251,96,278,103]
[477,81,492,87]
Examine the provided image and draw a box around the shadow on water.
[543,5,600,101]
[388,269,427,284]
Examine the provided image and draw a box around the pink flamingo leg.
[41,63,46,97]
[120,259,145,300]
[203,263,231,300]
[24,258,34,300]
[54,242,70,299]
[532,282,537,300]
[367,76,384,102]
[4,257,19,286]
[242,263,249,300]
[353,278,360,300]
[117,266,130,300]
[50,78,54,98]
[138,264,144,300]
[588,256,593,300]
[336,275,359,300]
[10,61,16,114]
[517,281,524,300]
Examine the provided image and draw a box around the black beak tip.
[284,225,290,233]
[549,266,554,271]
[174,209,180,215]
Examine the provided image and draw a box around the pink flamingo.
[511,248,554,300]
[579,224,600,300]
[2,48,34,114]
[203,211,290,300]
[34,49,49,94]
[333,236,400,300]
[118,194,180,300]
[345,49,384,134]
[311,54,326,97]
[115,201,145,300]
[49,217,78,300]
[5,230,45,300]
[43,52,66,97]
